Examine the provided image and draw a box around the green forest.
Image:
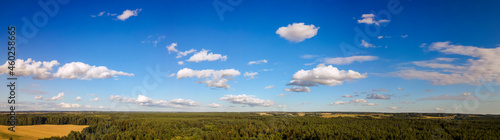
[1,112,500,139]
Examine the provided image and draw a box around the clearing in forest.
[0,124,88,140]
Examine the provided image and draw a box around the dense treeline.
[1,112,499,139]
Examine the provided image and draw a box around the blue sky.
[1,0,499,114]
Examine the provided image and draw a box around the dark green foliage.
[1,112,499,139]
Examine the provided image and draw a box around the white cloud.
[284,87,311,92]
[89,97,100,102]
[287,80,318,87]
[167,43,178,53]
[388,106,398,110]
[364,103,379,106]
[176,68,240,89]
[34,96,43,100]
[417,93,479,101]
[360,40,378,48]
[330,101,349,105]
[401,35,408,38]
[53,62,134,80]
[169,99,201,107]
[219,94,274,107]
[350,99,368,103]
[248,59,268,65]
[301,54,320,59]
[110,95,200,108]
[169,73,176,77]
[58,102,82,109]
[186,49,227,62]
[357,14,390,26]
[206,103,223,108]
[177,49,197,58]
[366,93,389,99]
[45,92,65,101]
[243,72,258,80]
[288,64,367,87]
[323,56,378,65]
[0,59,59,79]
[278,105,286,108]
[276,23,319,43]
[342,95,352,98]
[75,96,82,101]
[177,61,184,65]
[435,108,444,111]
[117,9,141,21]
[378,36,384,39]
[264,85,275,89]
[397,87,403,90]
[394,41,500,85]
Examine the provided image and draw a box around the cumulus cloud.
[264,85,275,89]
[417,93,479,101]
[219,94,274,107]
[342,95,352,98]
[388,106,398,110]
[366,93,389,99]
[357,13,390,26]
[364,103,379,106]
[284,87,311,92]
[89,97,100,102]
[186,49,227,62]
[288,64,367,87]
[393,41,500,85]
[278,105,286,108]
[167,43,178,53]
[176,68,240,89]
[276,23,319,43]
[330,101,349,105]
[177,49,197,58]
[34,96,43,100]
[166,43,197,58]
[323,55,378,65]
[0,58,59,79]
[248,59,267,65]
[398,87,403,90]
[360,40,378,48]
[45,92,65,101]
[244,72,258,80]
[109,95,200,108]
[435,108,444,111]
[117,9,141,21]
[75,96,82,101]
[53,62,134,80]
[58,102,105,109]
[177,61,184,65]
[206,103,223,108]
[287,80,318,87]
[350,99,367,103]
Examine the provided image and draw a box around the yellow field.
[423,115,456,119]
[0,124,88,140]
[321,113,393,118]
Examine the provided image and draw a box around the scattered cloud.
[366,93,389,99]
[425,89,432,92]
[117,9,142,21]
[186,49,227,62]
[248,59,267,65]
[398,87,403,90]
[342,94,352,98]
[388,106,398,110]
[75,96,82,101]
[323,55,378,65]
[34,96,43,100]
[288,64,367,88]
[276,23,319,43]
[45,92,65,101]
[393,41,500,85]
[360,40,378,48]
[417,93,479,101]
[219,94,274,107]
[142,34,166,47]
[89,97,100,102]
[301,54,320,59]
[177,61,184,65]
[53,62,134,80]
[109,95,200,108]
[206,103,223,108]
[244,72,258,80]
[278,105,286,108]
[264,85,275,89]
[435,108,444,111]
[357,13,390,26]
[169,99,201,107]
[287,80,318,87]
[401,35,408,38]
[176,68,240,89]
[0,59,59,79]
[284,87,311,92]
[350,99,368,103]
[364,103,379,106]
[330,101,349,105]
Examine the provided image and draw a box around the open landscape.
[0,112,499,139]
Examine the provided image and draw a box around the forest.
[0,112,499,139]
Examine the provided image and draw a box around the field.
[0,112,498,139]
[0,124,88,140]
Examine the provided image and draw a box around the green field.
[0,112,499,139]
